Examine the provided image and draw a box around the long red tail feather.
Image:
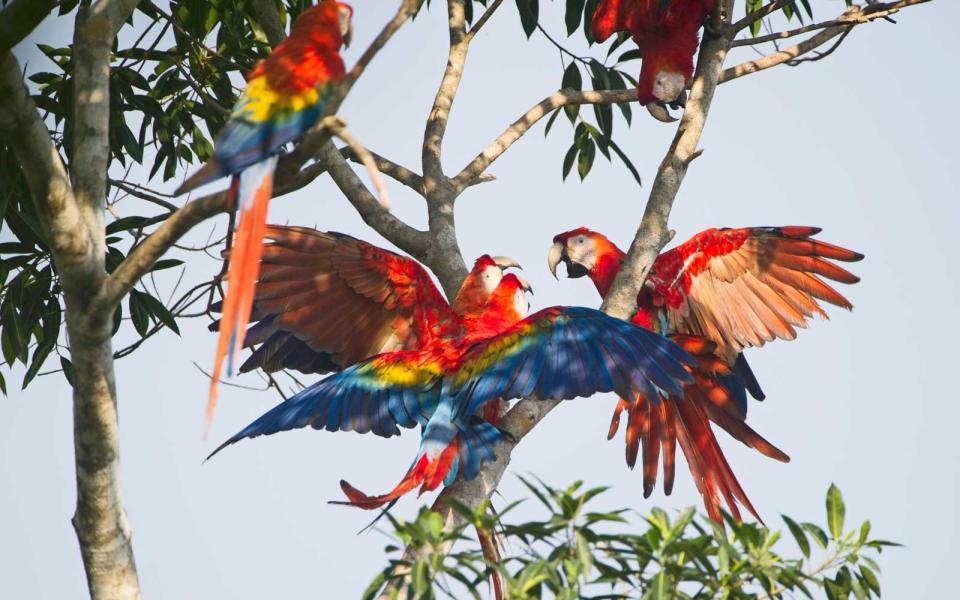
[206,159,277,435]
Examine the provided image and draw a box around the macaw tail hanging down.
[172,2,354,432]
[549,225,863,521]
[592,0,714,122]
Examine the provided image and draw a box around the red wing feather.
[655,227,863,361]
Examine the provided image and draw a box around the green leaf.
[782,514,811,558]
[129,292,150,337]
[515,0,539,38]
[606,138,640,186]
[565,0,586,35]
[577,138,595,180]
[544,109,561,137]
[151,259,185,272]
[21,341,54,389]
[0,370,6,395]
[827,483,846,541]
[60,356,75,386]
[802,522,829,550]
[575,530,593,577]
[561,142,578,180]
[859,565,881,595]
[135,290,181,335]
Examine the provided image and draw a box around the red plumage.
[550,225,863,521]
[593,0,714,105]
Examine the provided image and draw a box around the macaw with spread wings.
[549,226,863,521]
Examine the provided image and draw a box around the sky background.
[2,1,956,598]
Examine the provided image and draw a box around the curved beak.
[491,255,522,271]
[547,243,564,280]
[646,101,678,123]
[515,274,534,295]
[337,5,353,48]
[342,24,353,48]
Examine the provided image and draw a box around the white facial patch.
[514,289,530,318]
[568,235,597,270]
[652,71,686,103]
[482,265,502,294]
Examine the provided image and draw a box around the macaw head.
[548,228,625,296]
[453,254,522,317]
[591,0,700,123]
[490,273,534,321]
[297,1,353,48]
[635,39,696,123]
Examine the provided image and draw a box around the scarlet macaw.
[592,0,714,122]
[208,226,527,492]
[208,271,696,507]
[548,226,863,521]
[172,2,354,431]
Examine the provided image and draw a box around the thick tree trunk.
[66,305,141,600]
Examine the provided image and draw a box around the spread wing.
[207,350,445,458]
[212,225,459,374]
[450,306,695,418]
[653,226,863,361]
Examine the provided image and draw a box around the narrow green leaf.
[137,291,181,335]
[565,0,586,35]
[515,0,539,38]
[802,522,829,550]
[782,515,811,558]
[827,484,846,541]
[860,565,881,595]
[562,142,578,180]
[577,138,595,180]
[60,356,75,386]
[21,341,54,389]
[544,108,561,137]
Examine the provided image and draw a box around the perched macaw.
[208,227,522,600]
[172,2,354,431]
[549,226,863,521]
[208,272,696,508]
[208,226,526,488]
[592,0,714,122]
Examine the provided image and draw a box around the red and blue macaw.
[549,226,863,521]
[592,0,714,122]
[172,2,354,431]
[207,243,696,509]
[207,226,528,492]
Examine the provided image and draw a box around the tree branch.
[721,23,848,83]
[315,141,430,257]
[251,0,285,46]
[731,0,930,47]
[466,0,504,39]
[379,4,739,596]
[0,52,83,265]
[96,190,230,311]
[421,0,470,184]
[731,0,791,34]
[340,146,424,193]
[452,88,637,190]
[0,0,57,54]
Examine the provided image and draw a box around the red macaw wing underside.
[214,225,457,374]
[655,226,863,361]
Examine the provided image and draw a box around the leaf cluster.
[368,479,897,599]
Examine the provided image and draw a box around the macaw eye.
[576,236,585,244]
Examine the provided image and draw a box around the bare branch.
[110,179,178,212]
[340,147,424,193]
[323,116,391,209]
[96,191,230,312]
[422,0,470,183]
[721,23,848,82]
[731,0,930,47]
[0,0,57,54]
[315,141,430,257]
[466,0,504,39]
[452,88,637,190]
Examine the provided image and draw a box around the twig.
[322,116,391,209]
[453,88,637,189]
[466,0,504,39]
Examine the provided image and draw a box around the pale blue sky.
[2,1,956,598]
